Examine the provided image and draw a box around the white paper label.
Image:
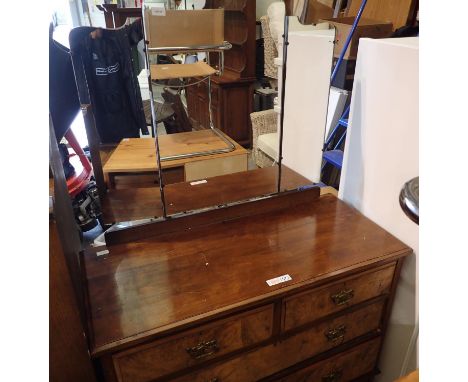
[190,180,207,186]
[151,4,166,16]
[266,274,292,286]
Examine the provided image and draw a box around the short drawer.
[171,301,384,382]
[283,264,395,331]
[184,154,248,182]
[112,305,273,382]
[274,337,381,382]
[108,167,185,189]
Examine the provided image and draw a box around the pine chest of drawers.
[83,188,411,382]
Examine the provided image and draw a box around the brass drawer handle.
[330,289,354,305]
[325,324,346,342]
[322,368,343,382]
[186,339,219,360]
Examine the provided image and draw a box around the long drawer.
[113,305,274,382]
[283,264,395,331]
[274,337,381,382]
[171,301,384,382]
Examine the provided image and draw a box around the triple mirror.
[64,0,337,234]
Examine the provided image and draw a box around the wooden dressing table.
[83,186,411,381]
[62,5,412,380]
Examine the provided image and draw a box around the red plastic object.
[64,130,93,198]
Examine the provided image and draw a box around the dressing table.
[59,5,413,381]
[82,185,410,382]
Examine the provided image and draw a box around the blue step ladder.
[322,105,349,170]
[322,0,367,172]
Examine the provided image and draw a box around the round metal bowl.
[399,177,419,225]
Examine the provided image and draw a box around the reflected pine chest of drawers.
[83,188,411,382]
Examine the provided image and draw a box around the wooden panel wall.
[347,0,418,30]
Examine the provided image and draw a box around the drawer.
[171,301,384,382]
[283,265,395,331]
[275,337,381,382]
[184,154,248,182]
[108,167,185,189]
[113,305,273,382]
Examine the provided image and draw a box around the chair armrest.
[250,109,278,151]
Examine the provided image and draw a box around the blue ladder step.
[323,150,344,169]
[338,118,348,127]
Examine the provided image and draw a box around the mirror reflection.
[52,0,339,242]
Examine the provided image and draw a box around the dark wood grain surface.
[272,337,381,382]
[101,165,311,223]
[85,192,410,355]
[50,220,98,382]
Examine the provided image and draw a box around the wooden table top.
[101,166,310,223]
[85,191,411,355]
[103,130,246,174]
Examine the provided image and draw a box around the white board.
[339,37,419,381]
[325,86,348,139]
[281,27,335,183]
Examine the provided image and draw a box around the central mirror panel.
[146,2,335,219]
[143,0,288,219]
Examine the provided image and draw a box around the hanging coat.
[69,20,147,144]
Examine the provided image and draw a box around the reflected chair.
[250,109,278,168]
[260,15,278,84]
[162,87,193,134]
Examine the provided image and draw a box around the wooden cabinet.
[186,77,255,147]
[83,189,411,381]
[186,0,257,147]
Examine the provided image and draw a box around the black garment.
[69,20,147,144]
[59,143,75,179]
[391,25,419,38]
[49,24,80,143]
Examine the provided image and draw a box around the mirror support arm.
[277,13,290,193]
[81,104,107,200]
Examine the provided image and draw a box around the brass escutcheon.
[330,289,354,305]
[186,339,219,360]
[325,324,347,342]
[322,368,343,382]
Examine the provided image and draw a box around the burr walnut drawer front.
[170,301,384,382]
[283,264,396,331]
[112,305,274,382]
[274,337,381,382]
